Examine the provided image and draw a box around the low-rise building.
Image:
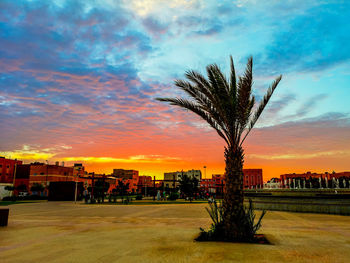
[280,171,350,188]
[0,157,23,184]
[112,169,139,193]
[163,169,202,189]
[199,169,264,194]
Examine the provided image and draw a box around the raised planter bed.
[0,207,9,226]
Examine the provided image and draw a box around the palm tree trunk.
[223,145,245,240]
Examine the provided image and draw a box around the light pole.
[74,170,78,204]
[12,161,17,197]
[203,166,207,178]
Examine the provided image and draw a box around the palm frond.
[236,57,254,143]
[206,64,234,139]
[240,75,282,146]
[156,56,282,150]
[156,97,230,144]
[184,70,231,133]
[173,80,230,137]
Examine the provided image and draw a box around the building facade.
[280,171,350,188]
[0,157,23,184]
[163,169,202,189]
[199,169,264,194]
[112,169,139,193]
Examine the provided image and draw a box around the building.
[137,175,153,194]
[112,169,139,193]
[199,169,264,194]
[200,178,216,194]
[280,171,350,188]
[0,157,23,184]
[138,175,153,187]
[163,169,202,189]
[28,162,75,195]
[243,169,263,189]
[73,163,85,177]
[0,157,24,197]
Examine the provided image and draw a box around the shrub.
[23,195,48,200]
[195,199,266,242]
[2,196,16,201]
[169,192,179,201]
[135,194,143,200]
[123,196,131,204]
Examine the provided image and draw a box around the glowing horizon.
[1,1,349,181]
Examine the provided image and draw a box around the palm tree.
[157,56,281,240]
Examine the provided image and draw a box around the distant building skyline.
[0,1,349,180]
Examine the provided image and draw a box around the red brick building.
[112,169,139,193]
[138,176,153,187]
[243,169,263,189]
[200,169,264,194]
[28,163,75,195]
[0,157,23,184]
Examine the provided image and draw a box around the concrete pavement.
[1,201,350,262]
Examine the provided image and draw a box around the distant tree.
[94,179,110,203]
[4,185,15,191]
[115,180,129,203]
[179,174,199,202]
[16,184,27,192]
[111,188,117,203]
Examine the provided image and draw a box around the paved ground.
[1,202,350,263]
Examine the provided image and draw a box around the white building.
[163,169,202,188]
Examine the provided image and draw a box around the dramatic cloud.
[0,0,349,179]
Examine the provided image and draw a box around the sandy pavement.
[1,201,350,263]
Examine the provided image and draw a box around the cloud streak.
[0,0,349,179]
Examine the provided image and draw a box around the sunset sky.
[1,0,349,181]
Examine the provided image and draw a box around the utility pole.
[102,174,106,203]
[46,160,49,197]
[153,176,156,201]
[144,179,147,197]
[91,172,95,202]
[12,161,17,197]
[173,174,176,193]
[74,169,78,204]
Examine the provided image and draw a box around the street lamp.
[12,161,18,197]
[74,170,78,204]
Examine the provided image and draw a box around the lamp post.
[46,160,49,197]
[203,166,207,179]
[74,170,78,204]
[12,161,17,197]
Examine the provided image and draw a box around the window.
[40,172,44,175]
[0,164,2,168]
[6,165,9,168]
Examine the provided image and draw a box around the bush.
[23,195,48,200]
[123,196,131,204]
[2,196,16,201]
[195,199,266,243]
[135,194,143,200]
[169,192,179,201]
